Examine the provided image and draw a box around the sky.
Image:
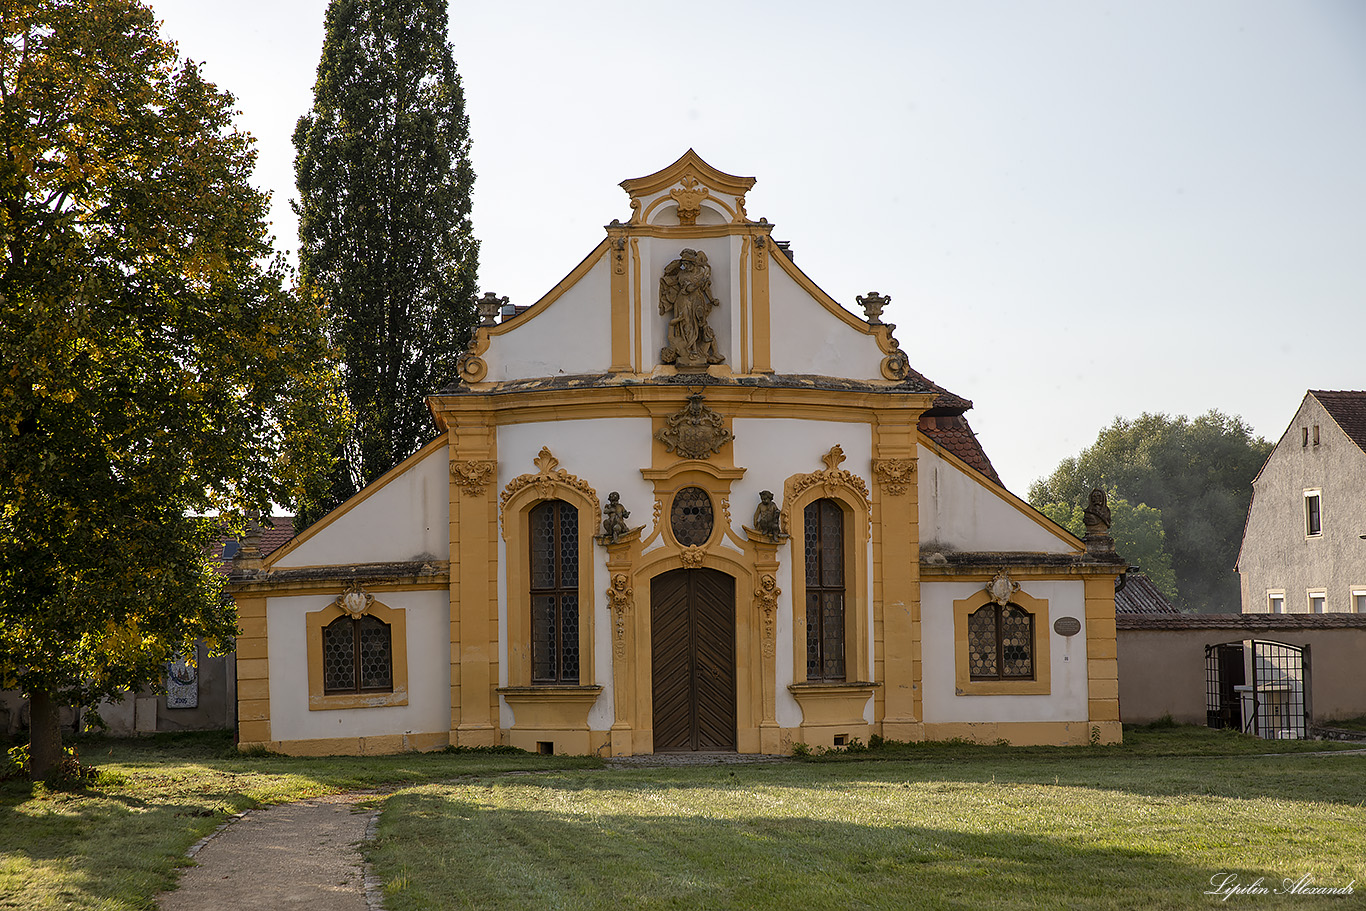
[146,0,1366,496]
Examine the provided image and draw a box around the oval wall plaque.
[1053,617,1082,637]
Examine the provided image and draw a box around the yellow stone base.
[238,730,450,756]
[499,686,602,756]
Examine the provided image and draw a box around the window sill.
[309,688,408,711]
[955,679,1049,696]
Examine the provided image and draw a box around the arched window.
[322,614,392,694]
[968,603,1034,680]
[530,499,580,683]
[804,498,846,681]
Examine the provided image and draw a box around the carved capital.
[451,459,496,496]
[873,458,916,496]
[754,573,781,658]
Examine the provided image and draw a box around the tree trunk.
[28,689,64,781]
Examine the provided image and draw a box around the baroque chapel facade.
[230,151,1123,755]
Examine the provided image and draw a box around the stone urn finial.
[857,291,890,325]
[475,292,509,327]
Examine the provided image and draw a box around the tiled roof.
[1114,574,1179,614]
[210,516,295,575]
[919,413,1003,486]
[1310,390,1366,453]
[1118,613,1366,630]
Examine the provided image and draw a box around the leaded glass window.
[530,499,580,683]
[804,498,846,681]
[323,614,392,694]
[968,603,1034,680]
[670,486,714,546]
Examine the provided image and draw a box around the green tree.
[0,0,345,779]
[293,0,479,516]
[1029,412,1271,614]
[1038,493,1178,600]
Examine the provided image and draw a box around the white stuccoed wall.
[272,444,450,568]
[484,256,614,380]
[267,590,451,740]
[920,580,1088,723]
[733,418,874,728]
[495,418,655,732]
[766,265,885,380]
[917,446,1074,553]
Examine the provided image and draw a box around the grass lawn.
[1,727,1362,910]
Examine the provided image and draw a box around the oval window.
[670,487,714,546]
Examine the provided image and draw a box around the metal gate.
[1205,640,1311,739]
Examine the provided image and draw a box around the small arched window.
[529,499,580,683]
[968,603,1034,680]
[322,614,392,693]
[804,498,846,681]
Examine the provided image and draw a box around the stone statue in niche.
[659,249,723,369]
[1083,487,1112,536]
[602,492,631,542]
[752,490,783,539]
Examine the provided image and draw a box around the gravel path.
[158,793,377,911]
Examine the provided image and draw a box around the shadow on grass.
[372,790,1331,911]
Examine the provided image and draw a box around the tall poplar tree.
[294,0,479,514]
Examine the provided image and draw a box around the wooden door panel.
[651,568,736,752]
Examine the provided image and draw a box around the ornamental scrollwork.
[335,583,374,618]
[451,460,496,497]
[606,572,633,659]
[754,573,781,658]
[781,446,872,536]
[655,393,734,459]
[498,446,600,540]
[679,545,707,569]
[986,570,1021,607]
[873,458,916,496]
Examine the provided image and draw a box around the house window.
[322,614,392,694]
[529,499,580,683]
[1304,491,1321,537]
[1308,591,1326,614]
[1352,590,1366,614]
[804,498,846,681]
[1268,592,1285,614]
[968,603,1035,680]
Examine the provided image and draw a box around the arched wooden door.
[651,568,736,751]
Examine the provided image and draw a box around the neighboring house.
[0,516,293,737]
[1237,391,1366,615]
[229,151,1124,757]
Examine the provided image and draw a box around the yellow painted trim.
[917,430,1084,553]
[609,232,631,373]
[234,594,269,743]
[485,241,610,336]
[501,470,599,688]
[784,481,872,687]
[305,599,409,710]
[751,236,773,374]
[631,237,643,372]
[498,686,603,755]
[738,237,750,374]
[922,721,1114,746]
[618,149,756,198]
[952,588,1052,696]
[239,731,449,756]
[265,436,450,569]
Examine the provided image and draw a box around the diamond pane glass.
[322,617,356,692]
[806,591,822,678]
[560,594,579,681]
[358,615,392,690]
[532,594,557,682]
[559,503,578,586]
[530,502,556,589]
[1000,606,1033,678]
[671,487,714,546]
[804,504,820,586]
[968,605,998,679]
[822,592,845,678]
[820,502,843,585]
